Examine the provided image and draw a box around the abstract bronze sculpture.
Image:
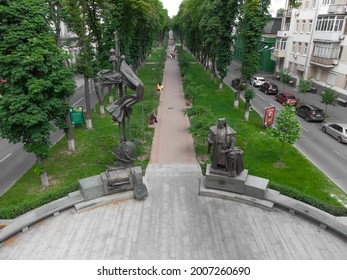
[208,118,244,177]
[98,32,144,167]
[96,32,147,200]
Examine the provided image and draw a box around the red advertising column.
[264,106,275,127]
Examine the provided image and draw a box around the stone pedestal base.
[205,164,268,200]
[78,166,144,202]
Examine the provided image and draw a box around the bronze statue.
[208,118,244,177]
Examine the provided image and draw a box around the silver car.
[252,76,266,87]
[322,123,347,143]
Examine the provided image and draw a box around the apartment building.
[272,0,347,96]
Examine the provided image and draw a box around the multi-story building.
[272,0,347,96]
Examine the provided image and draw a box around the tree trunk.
[36,155,49,188]
[84,76,92,130]
[82,0,92,130]
[234,90,241,108]
[219,77,224,90]
[108,85,113,103]
[100,105,105,115]
[234,99,239,109]
[65,111,75,152]
[244,101,250,121]
[280,141,285,162]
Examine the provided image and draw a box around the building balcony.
[277,30,290,38]
[310,55,337,68]
[272,49,286,58]
[328,4,347,14]
[313,32,344,42]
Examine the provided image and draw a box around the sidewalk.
[149,45,196,164]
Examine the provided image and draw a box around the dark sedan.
[296,105,325,122]
[260,82,279,95]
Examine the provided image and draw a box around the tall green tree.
[215,0,238,90]
[47,0,76,151]
[269,105,301,163]
[244,88,255,121]
[278,67,291,92]
[297,78,310,103]
[0,0,75,187]
[239,0,270,120]
[321,87,337,116]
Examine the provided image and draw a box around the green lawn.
[0,47,165,219]
[181,54,347,208]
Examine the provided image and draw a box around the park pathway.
[149,45,196,164]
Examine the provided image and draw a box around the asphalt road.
[224,61,347,194]
[0,78,99,196]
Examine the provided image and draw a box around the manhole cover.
[168,107,174,109]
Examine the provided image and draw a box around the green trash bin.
[69,106,85,125]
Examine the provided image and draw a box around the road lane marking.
[256,93,266,100]
[333,149,347,161]
[301,125,309,132]
[0,153,12,163]
[73,97,84,106]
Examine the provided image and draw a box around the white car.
[252,76,266,87]
[321,123,347,143]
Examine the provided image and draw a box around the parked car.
[321,123,347,143]
[231,78,246,89]
[252,76,266,87]
[296,105,325,122]
[260,82,279,95]
[275,93,298,106]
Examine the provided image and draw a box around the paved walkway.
[0,46,346,259]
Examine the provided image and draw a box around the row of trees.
[0,0,170,187]
[172,0,271,121]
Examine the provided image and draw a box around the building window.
[304,43,308,55]
[322,0,336,5]
[313,42,340,59]
[298,42,302,54]
[316,68,321,81]
[316,16,344,32]
[292,41,296,53]
[275,39,287,50]
[308,20,313,33]
[327,72,337,86]
[312,0,317,8]
[301,20,306,32]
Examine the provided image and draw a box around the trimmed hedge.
[269,182,347,216]
[0,184,79,219]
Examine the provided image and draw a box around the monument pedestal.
[204,164,268,200]
[78,166,145,202]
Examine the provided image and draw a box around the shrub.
[269,182,347,216]
[0,184,78,219]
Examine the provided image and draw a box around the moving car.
[260,82,279,95]
[252,76,266,87]
[321,123,347,143]
[296,105,325,122]
[275,93,298,106]
[231,78,246,89]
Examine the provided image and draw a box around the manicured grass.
[0,48,165,218]
[182,56,347,207]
